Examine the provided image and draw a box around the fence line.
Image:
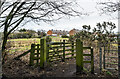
[14,38,94,74]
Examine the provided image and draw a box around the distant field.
[8,38,40,42]
[112,44,118,47]
[8,36,68,42]
[51,36,68,42]
[7,36,69,54]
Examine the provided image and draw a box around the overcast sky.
[18,0,118,32]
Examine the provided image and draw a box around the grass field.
[8,38,40,42]
[112,44,118,47]
[7,36,69,54]
[7,36,68,42]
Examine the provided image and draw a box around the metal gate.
[100,41,118,75]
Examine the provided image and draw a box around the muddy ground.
[2,49,119,79]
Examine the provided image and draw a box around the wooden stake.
[29,44,35,66]
[76,39,83,73]
[91,47,94,74]
[40,38,46,69]
[63,40,65,62]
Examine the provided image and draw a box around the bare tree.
[96,1,118,43]
[0,0,86,64]
[96,1,118,15]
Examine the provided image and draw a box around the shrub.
[62,35,69,38]
[69,35,75,42]
[46,36,52,43]
[37,30,46,38]
[8,32,39,39]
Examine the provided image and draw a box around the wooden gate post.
[91,47,94,74]
[99,47,102,74]
[36,44,40,65]
[46,43,49,62]
[62,40,65,62]
[103,45,105,69]
[76,39,83,73]
[29,44,35,66]
[118,34,120,79]
[40,38,46,69]
[71,41,74,57]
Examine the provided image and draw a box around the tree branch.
[8,2,26,26]
[7,2,36,36]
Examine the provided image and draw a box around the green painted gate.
[29,38,94,73]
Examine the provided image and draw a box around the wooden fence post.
[103,45,105,69]
[91,47,94,74]
[99,47,102,73]
[36,44,39,65]
[71,41,74,57]
[62,40,65,62]
[118,34,120,79]
[40,38,46,69]
[29,44,35,66]
[76,39,83,73]
[46,44,49,62]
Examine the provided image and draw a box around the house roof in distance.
[70,28,82,33]
[49,29,69,35]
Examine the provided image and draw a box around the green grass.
[8,36,68,42]
[7,36,69,54]
[112,44,118,47]
[106,71,113,75]
[8,38,40,41]
[50,36,68,42]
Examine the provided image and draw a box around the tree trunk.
[2,25,8,64]
[2,34,8,64]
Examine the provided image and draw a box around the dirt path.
[2,57,118,79]
[2,48,119,78]
[44,58,99,77]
